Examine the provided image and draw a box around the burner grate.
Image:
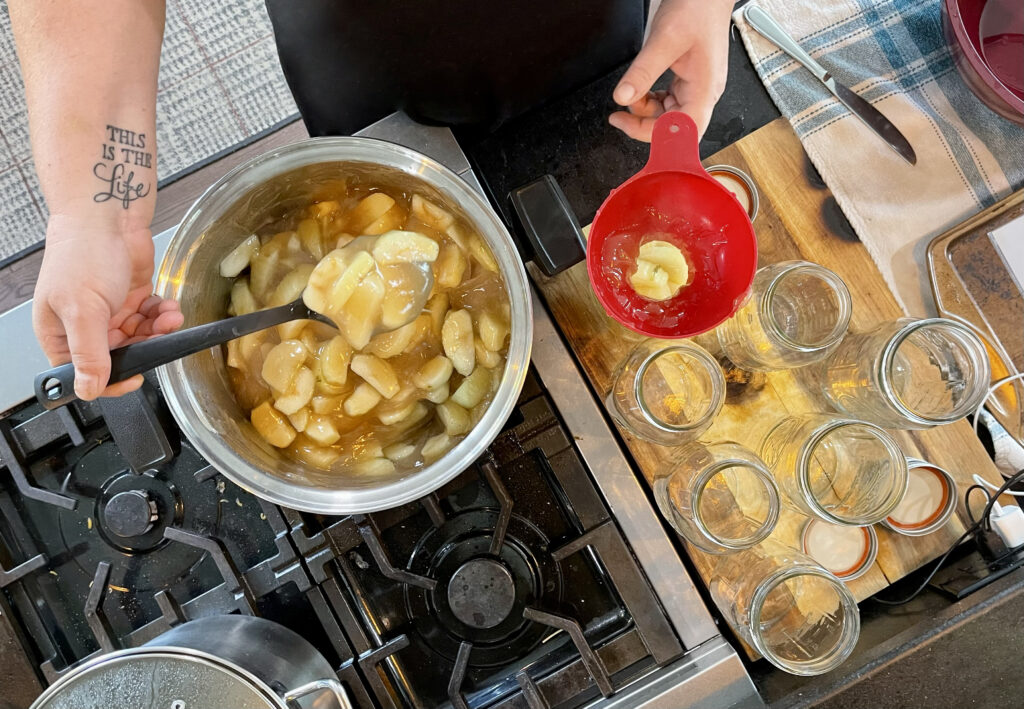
[283,384,683,708]
[0,395,344,686]
[2,368,686,709]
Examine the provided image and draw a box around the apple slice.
[629,240,690,301]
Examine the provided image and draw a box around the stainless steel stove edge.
[528,286,761,708]
[0,297,48,413]
[0,113,761,708]
[585,637,764,709]
[526,287,716,645]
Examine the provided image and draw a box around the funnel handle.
[643,112,704,176]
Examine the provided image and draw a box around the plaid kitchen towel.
[733,0,1024,315]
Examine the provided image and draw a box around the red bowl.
[586,113,757,339]
[942,0,1024,124]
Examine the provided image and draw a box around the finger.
[614,19,690,106]
[626,91,668,119]
[119,312,147,337]
[109,289,150,332]
[100,374,144,399]
[154,309,184,333]
[134,309,184,337]
[108,329,131,349]
[136,296,181,322]
[50,293,113,401]
[609,111,661,143]
[137,294,163,318]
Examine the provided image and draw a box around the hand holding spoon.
[34,298,337,410]
[34,231,437,410]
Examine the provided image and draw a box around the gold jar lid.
[706,164,759,221]
[801,518,878,581]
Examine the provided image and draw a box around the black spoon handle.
[34,299,315,410]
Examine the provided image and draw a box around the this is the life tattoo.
[93,124,152,208]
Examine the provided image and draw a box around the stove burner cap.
[103,490,158,538]
[447,558,516,629]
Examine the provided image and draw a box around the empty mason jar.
[717,261,852,371]
[653,442,781,554]
[607,340,725,446]
[821,317,990,429]
[760,413,908,526]
[710,539,860,675]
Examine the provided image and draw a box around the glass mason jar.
[653,442,781,554]
[607,340,725,446]
[716,261,852,371]
[760,413,908,526]
[821,317,991,429]
[710,538,860,675]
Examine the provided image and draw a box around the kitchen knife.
[743,5,917,165]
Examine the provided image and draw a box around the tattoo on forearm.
[93,125,152,208]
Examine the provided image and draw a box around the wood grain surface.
[530,118,1007,655]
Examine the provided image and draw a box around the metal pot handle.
[284,678,353,709]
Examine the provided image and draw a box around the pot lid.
[31,650,281,709]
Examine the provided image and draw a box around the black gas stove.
[0,113,760,709]
[1,367,687,708]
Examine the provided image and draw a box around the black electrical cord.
[964,484,992,527]
[872,468,1024,606]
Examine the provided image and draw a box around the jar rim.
[690,458,780,550]
[749,565,860,675]
[759,262,852,354]
[878,318,990,426]
[796,419,909,525]
[634,344,725,434]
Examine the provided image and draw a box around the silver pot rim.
[31,647,286,709]
[155,136,533,514]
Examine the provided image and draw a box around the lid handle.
[284,678,353,709]
[642,112,704,176]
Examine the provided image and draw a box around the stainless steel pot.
[155,137,532,514]
[30,616,351,709]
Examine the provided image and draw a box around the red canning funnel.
[587,112,758,338]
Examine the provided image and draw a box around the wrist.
[35,121,157,237]
[46,211,153,243]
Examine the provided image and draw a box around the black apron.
[264,1,646,136]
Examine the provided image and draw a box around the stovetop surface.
[0,109,754,709]
[1,367,683,708]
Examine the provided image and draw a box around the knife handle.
[743,6,828,83]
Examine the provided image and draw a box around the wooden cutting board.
[529,118,1005,654]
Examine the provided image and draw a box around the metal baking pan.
[927,189,1024,443]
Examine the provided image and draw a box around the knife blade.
[744,5,917,165]
[827,75,917,165]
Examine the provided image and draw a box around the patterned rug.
[0,0,299,265]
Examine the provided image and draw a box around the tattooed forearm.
[93,124,152,208]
